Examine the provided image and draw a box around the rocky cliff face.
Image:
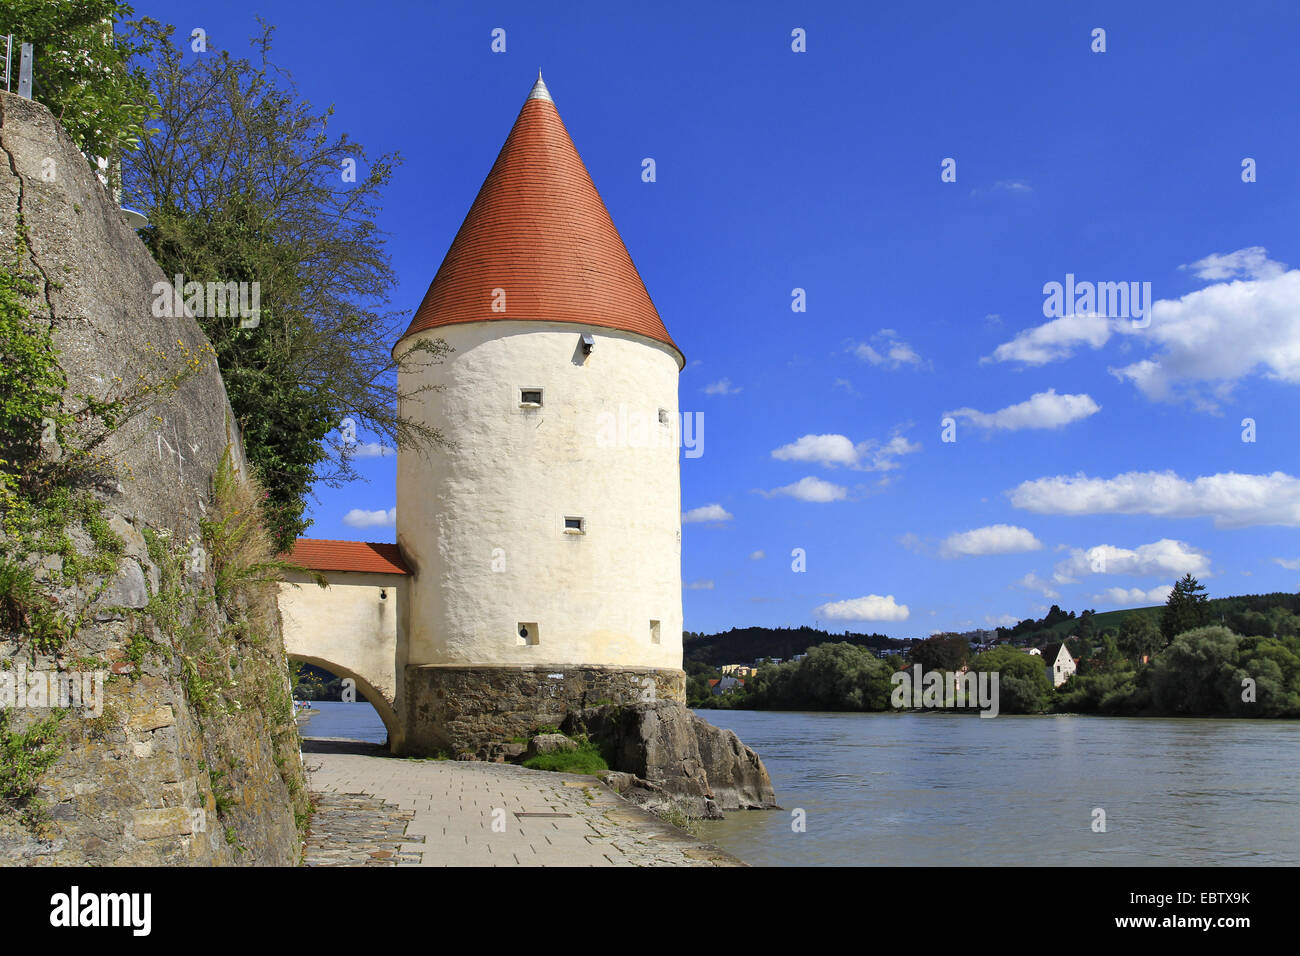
[0,92,307,864]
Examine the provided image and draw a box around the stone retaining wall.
[399,664,686,756]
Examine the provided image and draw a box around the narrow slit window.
[520,388,543,407]
[650,620,661,644]
[658,408,670,425]
[564,516,585,534]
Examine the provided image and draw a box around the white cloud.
[342,507,396,529]
[682,503,733,523]
[945,389,1100,432]
[770,431,920,472]
[1273,557,1300,570]
[749,550,766,560]
[772,434,858,467]
[703,378,741,396]
[898,532,925,554]
[983,248,1300,411]
[1180,246,1286,282]
[1016,572,1060,600]
[815,594,910,622]
[939,524,1043,558]
[983,313,1114,365]
[971,181,1034,198]
[761,476,848,503]
[860,434,922,471]
[685,579,715,590]
[1094,585,1175,606]
[349,442,395,458]
[854,330,924,369]
[1054,539,1210,581]
[1110,261,1300,409]
[1010,470,1300,528]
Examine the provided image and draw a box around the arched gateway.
[278,539,408,750]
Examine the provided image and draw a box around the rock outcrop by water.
[563,701,779,818]
[0,91,307,864]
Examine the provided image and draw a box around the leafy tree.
[1092,633,1122,672]
[910,633,968,672]
[124,21,449,548]
[1265,606,1300,639]
[0,1,155,191]
[1232,634,1300,716]
[1150,625,1239,714]
[1117,613,1162,663]
[970,647,1053,714]
[750,643,893,711]
[685,674,712,707]
[1161,574,1210,646]
[1055,666,1142,714]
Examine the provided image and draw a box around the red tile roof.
[284,539,410,575]
[398,77,680,362]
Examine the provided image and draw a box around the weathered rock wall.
[563,701,779,817]
[401,663,685,757]
[0,91,306,864]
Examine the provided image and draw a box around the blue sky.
[146,0,1300,637]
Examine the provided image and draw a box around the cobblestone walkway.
[301,738,744,867]
[303,792,423,866]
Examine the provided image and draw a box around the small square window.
[517,622,539,646]
[520,388,543,407]
[564,516,585,534]
[658,408,670,425]
[650,620,661,644]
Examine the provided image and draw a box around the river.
[299,701,1300,865]
[695,709,1300,866]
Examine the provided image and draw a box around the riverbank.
[301,738,746,866]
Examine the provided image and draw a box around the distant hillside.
[685,592,1300,668]
[683,626,902,668]
[999,592,1300,650]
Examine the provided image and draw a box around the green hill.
[684,592,1300,667]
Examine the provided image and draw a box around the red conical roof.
[399,76,680,361]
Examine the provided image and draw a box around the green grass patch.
[520,736,608,775]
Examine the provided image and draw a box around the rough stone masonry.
[0,91,305,865]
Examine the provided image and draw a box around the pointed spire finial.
[527,70,552,103]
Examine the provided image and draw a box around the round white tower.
[394,76,685,755]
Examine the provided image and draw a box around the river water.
[298,700,1300,865]
[298,700,387,743]
[694,709,1300,866]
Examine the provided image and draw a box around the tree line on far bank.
[690,577,1300,718]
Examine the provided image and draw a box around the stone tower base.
[397,665,686,757]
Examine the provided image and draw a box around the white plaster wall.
[1048,647,1077,687]
[396,321,683,670]
[278,570,403,726]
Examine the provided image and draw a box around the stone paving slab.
[302,738,744,867]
